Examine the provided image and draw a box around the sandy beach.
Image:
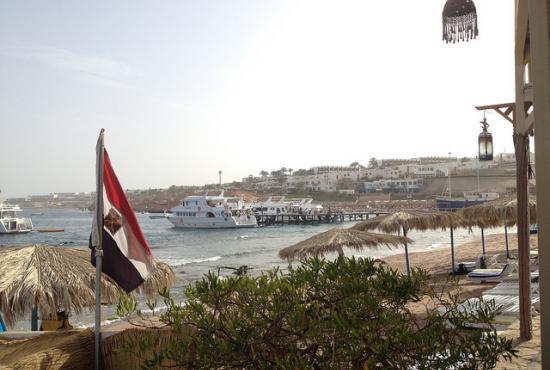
[381,232,538,275]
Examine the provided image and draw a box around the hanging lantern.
[478,116,493,161]
[442,0,478,43]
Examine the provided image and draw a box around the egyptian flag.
[90,134,154,293]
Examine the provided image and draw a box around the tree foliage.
[118,257,516,369]
[369,158,378,169]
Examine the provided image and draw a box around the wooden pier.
[255,211,388,226]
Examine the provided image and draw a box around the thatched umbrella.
[461,196,537,258]
[278,228,412,262]
[351,210,464,275]
[0,245,175,328]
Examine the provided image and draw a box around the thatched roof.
[351,210,464,234]
[0,245,175,327]
[0,329,94,369]
[278,228,412,261]
[460,196,537,228]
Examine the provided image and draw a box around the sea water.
[0,208,511,329]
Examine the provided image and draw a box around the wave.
[77,317,121,329]
[162,255,222,267]
[74,303,173,329]
[221,248,271,258]
[426,243,445,250]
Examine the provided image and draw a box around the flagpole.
[95,129,105,370]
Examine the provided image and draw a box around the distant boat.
[37,228,65,233]
[436,192,500,211]
[248,196,323,216]
[31,212,45,216]
[149,212,171,220]
[0,204,33,234]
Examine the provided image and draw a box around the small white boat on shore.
[149,211,171,220]
[0,204,33,234]
[167,192,257,229]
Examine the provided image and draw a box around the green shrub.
[118,257,516,369]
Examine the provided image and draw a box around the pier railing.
[255,211,390,226]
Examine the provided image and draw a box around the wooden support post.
[31,306,38,331]
[450,226,456,275]
[528,0,550,360]
[481,227,486,255]
[505,225,510,258]
[514,132,532,340]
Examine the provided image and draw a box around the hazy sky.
[1,1,517,198]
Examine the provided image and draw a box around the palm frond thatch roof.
[0,245,175,327]
[351,210,463,234]
[460,196,537,228]
[0,329,94,369]
[278,228,412,261]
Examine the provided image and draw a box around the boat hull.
[0,229,32,234]
[0,220,33,234]
[167,216,257,229]
[436,198,489,211]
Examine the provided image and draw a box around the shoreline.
[1,232,537,332]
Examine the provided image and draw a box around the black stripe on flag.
[89,232,144,293]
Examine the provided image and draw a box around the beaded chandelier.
[442,0,478,43]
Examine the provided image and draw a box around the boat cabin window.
[178,212,196,217]
[206,212,215,218]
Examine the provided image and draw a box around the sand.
[381,232,538,275]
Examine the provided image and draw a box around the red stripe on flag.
[103,149,152,258]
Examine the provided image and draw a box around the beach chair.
[467,264,512,283]
[455,255,487,275]
[481,294,541,316]
[434,298,515,330]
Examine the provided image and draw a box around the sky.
[0,1,517,198]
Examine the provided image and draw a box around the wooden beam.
[528,0,550,365]
[525,111,535,132]
[475,103,515,125]
[496,108,516,124]
[516,0,530,62]
[475,103,515,110]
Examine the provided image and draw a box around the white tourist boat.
[0,204,33,234]
[288,198,323,214]
[250,197,323,215]
[167,193,257,229]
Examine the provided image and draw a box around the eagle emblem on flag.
[104,208,123,235]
